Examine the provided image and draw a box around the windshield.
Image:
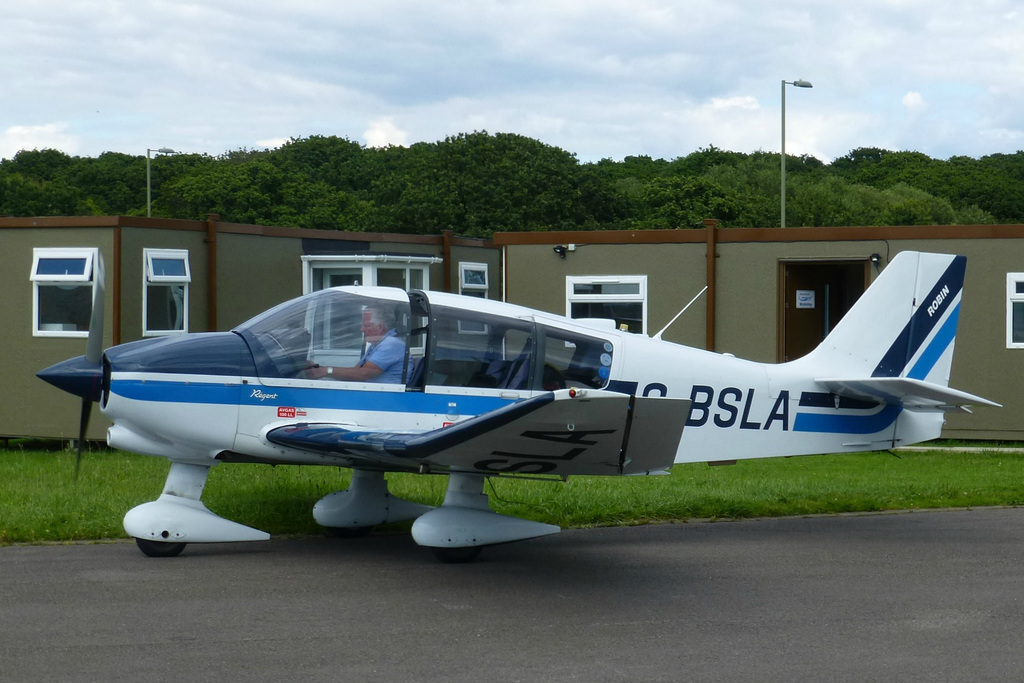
[236,289,413,383]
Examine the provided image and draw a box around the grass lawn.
[2,444,1023,545]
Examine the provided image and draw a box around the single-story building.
[5,215,1023,442]
[494,222,1024,441]
[1,215,500,441]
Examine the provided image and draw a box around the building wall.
[504,242,709,348]
[120,226,210,336]
[217,232,306,330]
[2,227,115,440]
[713,240,892,362]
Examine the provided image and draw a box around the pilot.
[307,304,405,383]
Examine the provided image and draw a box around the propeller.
[76,253,106,477]
[36,253,108,478]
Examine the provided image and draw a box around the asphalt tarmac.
[2,507,1023,682]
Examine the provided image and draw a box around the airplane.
[38,250,998,562]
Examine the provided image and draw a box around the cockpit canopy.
[235,288,614,392]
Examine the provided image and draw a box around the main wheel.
[135,537,187,558]
[430,546,483,564]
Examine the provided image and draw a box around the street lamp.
[146,147,179,217]
[780,79,812,228]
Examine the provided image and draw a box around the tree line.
[2,132,1022,236]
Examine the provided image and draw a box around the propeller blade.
[77,252,105,478]
[85,253,106,365]
[76,398,92,480]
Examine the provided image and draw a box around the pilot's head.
[361,304,396,341]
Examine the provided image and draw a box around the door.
[780,261,869,362]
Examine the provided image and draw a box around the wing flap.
[818,377,1000,410]
[619,396,690,474]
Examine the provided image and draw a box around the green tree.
[370,131,588,236]
[633,176,739,229]
[163,157,285,223]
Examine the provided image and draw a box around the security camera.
[553,245,567,258]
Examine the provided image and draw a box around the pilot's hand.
[303,363,330,379]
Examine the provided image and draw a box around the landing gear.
[314,468,433,535]
[135,537,187,558]
[123,462,270,557]
[412,472,561,563]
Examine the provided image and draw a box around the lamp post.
[146,147,179,217]
[780,79,812,228]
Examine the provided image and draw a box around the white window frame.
[459,262,489,299]
[143,248,191,336]
[301,254,442,294]
[566,275,648,335]
[30,247,98,338]
[1006,273,1024,349]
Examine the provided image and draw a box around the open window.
[459,262,489,299]
[566,275,647,334]
[30,247,98,337]
[144,249,191,336]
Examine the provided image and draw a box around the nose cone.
[38,355,104,402]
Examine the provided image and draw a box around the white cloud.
[364,117,410,148]
[708,96,760,113]
[902,91,928,114]
[0,123,78,160]
[255,138,290,150]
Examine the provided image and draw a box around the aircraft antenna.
[653,286,707,340]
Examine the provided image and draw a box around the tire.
[135,537,187,558]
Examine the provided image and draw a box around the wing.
[265,389,690,476]
[818,377,1000,412]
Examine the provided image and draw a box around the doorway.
[779,260,870,362]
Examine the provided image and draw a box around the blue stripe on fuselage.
[110,378,516,415]
[793,403,902,435]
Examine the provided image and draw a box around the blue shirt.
[361,329,406,383]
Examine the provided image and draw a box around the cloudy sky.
[3,0,1022,164]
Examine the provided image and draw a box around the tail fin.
[805,252,961,384]
[801,251,997,411]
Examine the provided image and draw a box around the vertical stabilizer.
[800,252,965,388]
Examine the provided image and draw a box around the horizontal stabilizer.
[818,377,1000,411]
[266,389,689,476]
